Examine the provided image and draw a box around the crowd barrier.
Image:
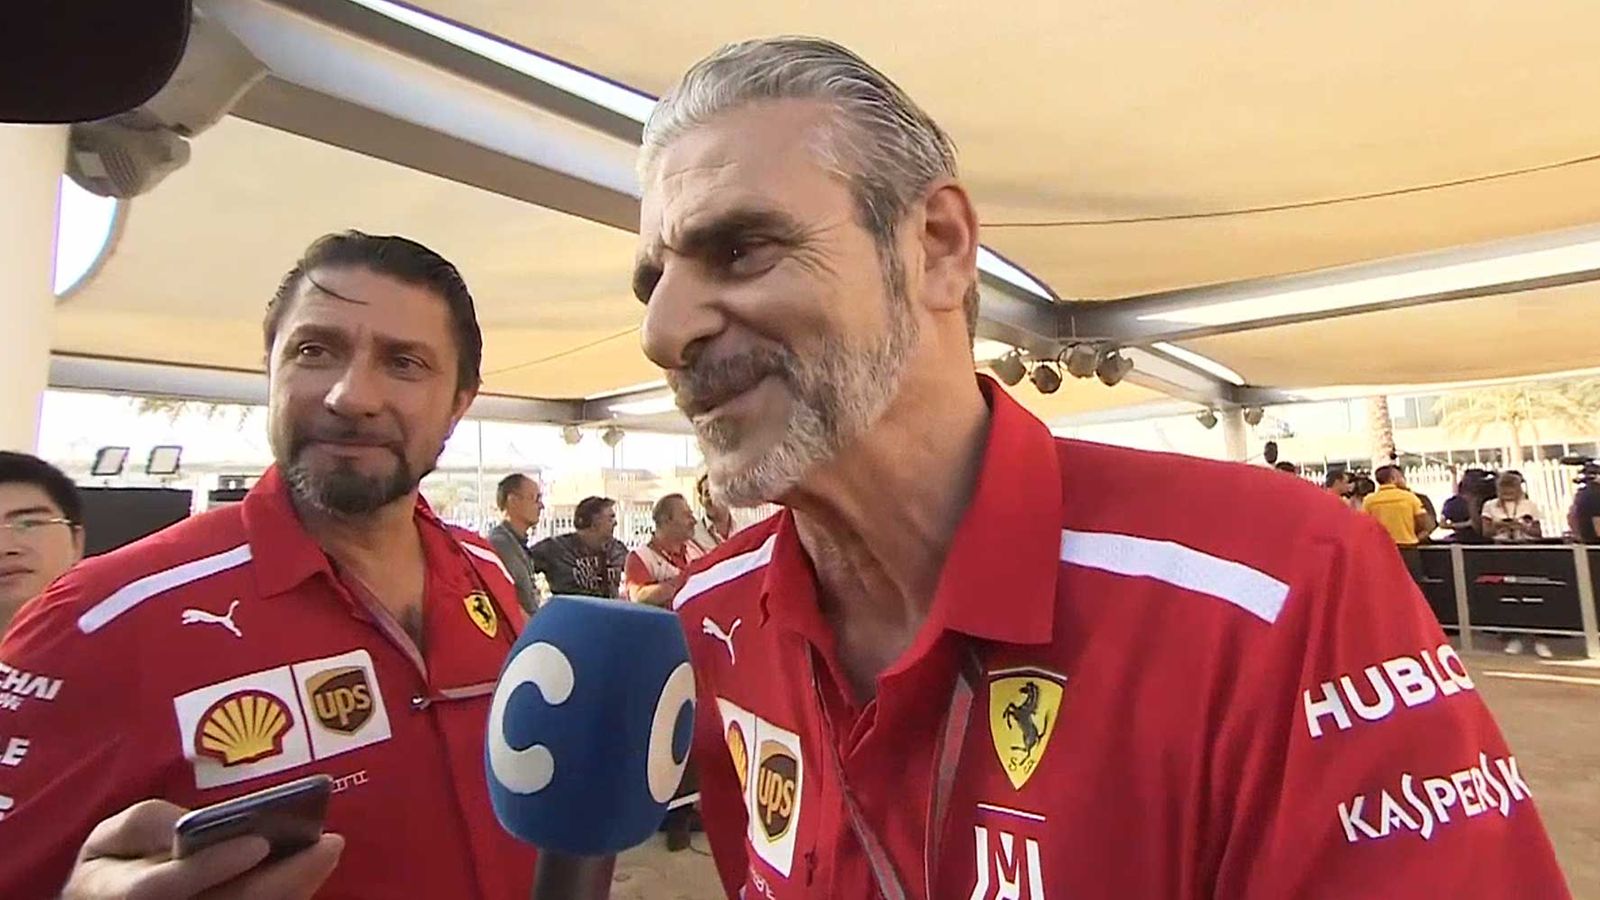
[1411,544,1600,659]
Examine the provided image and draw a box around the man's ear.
[450,386,479,431]
[70,526,86,564]
[916,178,980,317]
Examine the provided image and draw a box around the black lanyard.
[806,645,982,900]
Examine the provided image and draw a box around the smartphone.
[173,773,332,862]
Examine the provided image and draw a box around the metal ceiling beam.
[48,354,583,423]
[205,0,643,230]
[1057,223,1600,345]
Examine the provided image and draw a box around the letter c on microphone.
[488,641,574,795]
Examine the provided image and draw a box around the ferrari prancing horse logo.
[464,591,498,639]
[988,667,1065,790]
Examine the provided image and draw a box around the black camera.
[1560,455,1600,485]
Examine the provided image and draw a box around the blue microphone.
[485,596,696,863]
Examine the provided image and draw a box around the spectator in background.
[693,472,737,550]
[1362,465,1436,547]
[1446,470,1478,538]
[530,496,627,598]
[1483,472,1552,659]
[486,473,544,615]
[1482,471,1543,543]
[625,494,704,608]
[1348,473,1377,512]
[1570,463,1600,543]
[0,452,85,635]
[1322,469,1351,502]
[1441,471,1482,542]
[1273,461,1299,475]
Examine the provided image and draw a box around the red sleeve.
[1214,518,1571,898]
[0,581,164,897]
[624,551,654,592]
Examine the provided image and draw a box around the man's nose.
[640,262,724,371]
[324,360,384,417]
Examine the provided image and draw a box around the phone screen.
[172,774,332,862]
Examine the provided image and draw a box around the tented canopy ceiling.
[60,117,659,400]
[52,0,1600,425]
[449,0,1600,296]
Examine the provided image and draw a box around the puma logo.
[701,616,742,665]
[181,599,243,639]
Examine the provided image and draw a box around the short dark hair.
[1323,469,1350,488]
[1274,461,1299,474]
[573,496,614,530]
[264,231,483,393]
[496,473,530,511]
[652,493,689,526]
[0,452,83,524]
[1375,465,1401,485]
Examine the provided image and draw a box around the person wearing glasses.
[0,452,85,635]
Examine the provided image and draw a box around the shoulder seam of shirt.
[460,540,515,584]
[76,543,254,635]
[1059,528,1290,623]
[674,533,778,611]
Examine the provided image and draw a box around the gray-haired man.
[486,472,543,614]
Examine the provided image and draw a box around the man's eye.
[296,343,328,360]
[725,240,774,274]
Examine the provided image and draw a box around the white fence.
[1304,459,1583,538]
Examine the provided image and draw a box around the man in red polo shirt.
[634,37,1570,900]
[0,232,534,898]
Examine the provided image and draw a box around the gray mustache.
[673,349,791,416]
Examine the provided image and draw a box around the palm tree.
[1368,396,1396,466]
[1436,378,1600,466]
[134,397,251,427]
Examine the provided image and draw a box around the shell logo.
[726,720,749,792]
[195,689,294,767]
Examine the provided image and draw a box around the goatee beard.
[284,456,416,517]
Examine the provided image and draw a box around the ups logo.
[307,667,374,734]
[755,739,798,841]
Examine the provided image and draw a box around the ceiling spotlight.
[601,426,625,447]
[1196,408,1219,429]
[560,425,582,445]
[989,350,1026,387]
[1243,405,1266,426]
[1062,343,1101,380]
[1030,363,1063,395]
[1095,349,1134,387]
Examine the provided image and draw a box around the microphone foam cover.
[485,596,695,855]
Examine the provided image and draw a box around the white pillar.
[1221,407,1249,462]
[0,125,66,452]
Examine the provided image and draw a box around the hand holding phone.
[60,786,342,900]
[174,774,333,861]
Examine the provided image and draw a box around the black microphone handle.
[531,850,617,900]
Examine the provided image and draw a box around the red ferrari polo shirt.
[674,379,1567,900]
[0,467,534,899]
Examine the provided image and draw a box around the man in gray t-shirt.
[529,496,627,599]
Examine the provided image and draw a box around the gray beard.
[701,262,920,509]
[283,455,416,517]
